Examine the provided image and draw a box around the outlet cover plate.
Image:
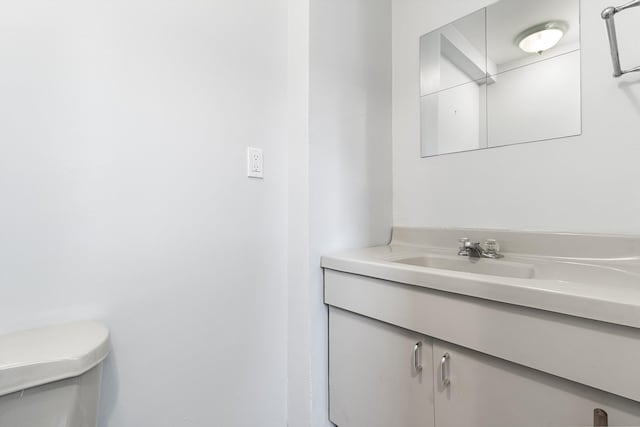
[247,147,264,179]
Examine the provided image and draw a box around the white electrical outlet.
[247,147,264,179]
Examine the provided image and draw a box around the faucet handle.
[457,238,471,256]
[484,239,500,254]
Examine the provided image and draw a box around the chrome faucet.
[458,238,503,259]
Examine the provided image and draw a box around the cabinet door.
[433,339,640,427]
[329,307,434,427]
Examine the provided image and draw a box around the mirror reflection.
[487,0,580,73]
[420,0,581,157]
[420,10,487,96]
[421,79,487,157]
[487,51,581,148]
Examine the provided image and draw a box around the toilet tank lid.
[0,321,110,397]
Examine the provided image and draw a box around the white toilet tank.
[0,322,110,427]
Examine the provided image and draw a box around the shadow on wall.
[98,350,119,427]
[618,76,640,113]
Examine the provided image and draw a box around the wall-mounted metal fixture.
[602,0,640,77]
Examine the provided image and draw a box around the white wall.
[393,0,640,233]
[0,1,288,426]
[287,0,313,425]
[287,0,394,426]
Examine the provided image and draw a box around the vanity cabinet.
[329,306,640,427]
[433,340,640,427]
[326,269,640,427]
[329,307,434,427]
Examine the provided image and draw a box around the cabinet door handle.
[594,408,608,426]
[441,353,451,387]
[413,342,423,372]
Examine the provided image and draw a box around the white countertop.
[321,227,640,329]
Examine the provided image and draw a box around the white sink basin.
[394,255,535,279]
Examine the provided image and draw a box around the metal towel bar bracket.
[602,0,640,77]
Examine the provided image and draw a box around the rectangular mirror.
[420,0,581,157]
